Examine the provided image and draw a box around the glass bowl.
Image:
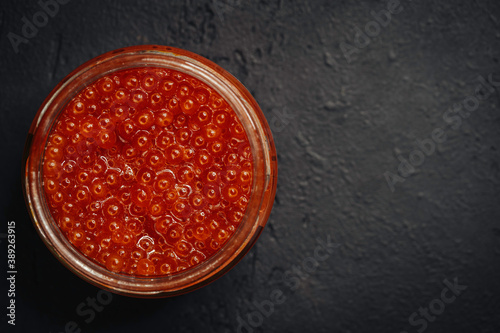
[22,45,277,297]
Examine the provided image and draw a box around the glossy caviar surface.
[42,67,253,276]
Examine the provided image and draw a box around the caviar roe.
[42,67,253,276]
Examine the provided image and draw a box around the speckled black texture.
[1,0,499,332]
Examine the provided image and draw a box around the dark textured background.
[1,0,500,332]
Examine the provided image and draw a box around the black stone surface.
[1,0,500,332]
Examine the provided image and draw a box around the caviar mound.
[42,67,253,276]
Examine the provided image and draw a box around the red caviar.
[42,67,253,276]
